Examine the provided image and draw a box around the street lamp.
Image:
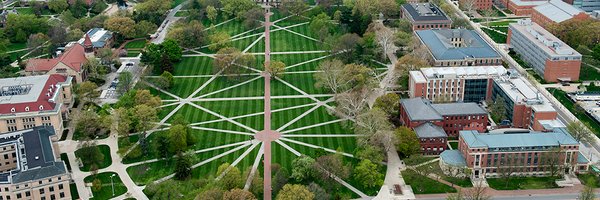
[110,174,116,197]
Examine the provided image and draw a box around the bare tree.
[315,59,347,94]
[368,21,396,60]
[355,108,396,151]
[497,165,516,188]
[463,182,491,200]
[543,148,565,177]
[334,88,370,121]
[567,121,593,143]
[460,0,476,15]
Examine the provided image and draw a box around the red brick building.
[459,0,493,10]
[401,3,453,31]
[531,0,589,28]
[440,129,588,179]
[399,98,488,155]
[502,0,548,16]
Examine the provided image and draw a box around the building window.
[41,116,50,121]
[49,186,54,192]
[16,194,21,199]
[6,119,15,124]
[39,188,45,194]
[59,184,64,190]
[26,191,30,197]
[59,193,64,198]
[7,126,17,132]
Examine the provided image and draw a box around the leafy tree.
[291,156,315,182]
[354,159,383,189]
[276,184,314,200]
[135,89,162,108]
[96,47,114,65]
[26,33,50,56]
[330,33,362,63]
[208,31,231,51]
[580,178,596,200]
[567,121,593,143]
[334,88,370,121]
[157,71,174,89]
[273,166,289,195]
[394,127,420,157]
[373,93,400,117]
[223,188,256,200]
[117,72,133,94]
[243,7,263,29]
[355,108,394,150]
[196,188,224,200]
[315,59,346,94]
[134,0,172,25]
[134,21,158,38]
[167,20,206,48]
[356,145,385,164]
[144,180,186,199]
[174,152,193,180]
[309,13,332,41]
[396,19,412,33]
[206,6,218,23]
[152,133,170,159]
[77,141,105,168]
[76,81,100,104]
[395,54,430,76]
[70,0,89,18]
[221,0,257,19]
[314,154,351,184]
[113,107,132,138]
[217,163,242,190]
[395,31,412,47]
[168,124,188,154]
[84,58,108,81]
[267,60,286,78]
[213,47,256,80]
[488,95,507,123]
[356,32,382,63]
[48,0,69,13]
[48,23,68,45]
[133,104,158,134]
[593,44,600,60]
[280,0,308,16]
[547,19,600,48]
[92,178,102,192]
[141,39,183,72]
[307,182,330,200]
[67,28,85,41]
[104,16,137,38]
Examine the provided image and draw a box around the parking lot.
[98,58,143,104]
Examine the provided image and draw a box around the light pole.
[110,174,116,197]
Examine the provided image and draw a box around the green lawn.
[482,27,507,44]
[75,145,112,171]
[420,161,473,187]
[578,173,600,187]
[171,0,186,8]
[402,169,457,194]
[487,176,559,190]
[175,10,189,17]
[580,62,600,81]
[488,20,517,26]
[84,172,127,200]
[124,40,147,49]
[6,42,27,52]
[449,142,458,150]
[548,88,600,136]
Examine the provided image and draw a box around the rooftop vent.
[34,156,39,160]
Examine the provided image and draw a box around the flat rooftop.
[0,75,50,104]
[402,3,452,22]
[510,0,548,7]
[494,75,556,112]
[401,98,488,121]
[460,128,578,149]
[509,19,581,57]
[415,29,501,61]
[534,0,584,23]
[419,66,507,80]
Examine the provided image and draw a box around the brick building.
[501,0,548,16]
[400,3,453,31]
[440,128,588,179]
[0,75,73,137]
[399,98,488,154]
[25,44,88,83]
[491,73,559,131]
[409,66,507,103]
[531,0,589,28]
[508,19,581,82]
[415,29,502,67]
[459,0,494,10]
[0,127,72,200]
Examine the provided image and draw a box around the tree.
[132,104,158,135]
[4,14,49,43]
[84,58,108,81]
[280,0,308,16]
[395,54,429,75]
[480,9,497,24]
[117,72,133,94]
[92,178,102,192]
[488,95,507,123]
[567,121,593,143]
[356,145,385,164]
[267,60,286,78]
[579,178,596,200]
[157,71,174,89]
[208,31,231,51]
[104,16,136,38]
[77,141,105,168]
[48,23,68,46]
[310,13,332,41]
[196,188,225,200]
[593,44,600,60]
[133,0,171,25]
[134,21,158,38]
[206,6,218,24]
[394,127,420,157]
[213,47,255,80]
[168,124,188,154]
[273,166,289,195]
[67,28,85,41]
[76,81,100,104]
[307,182,330,200]
[223,188,257,200]
[221,0,257,19]
[355,108,394,148]
[243,8,264,29]
[26,33,49,56]
[167,20,206,48]
[291,156,315,182]
[141,39,183,72]
[373,93,400,117]
[315,59,346,94]
[113,107,132,138]
[356,32,383,63]
[174,152,193,180]
[135,90,162,108]
[96,47,113,65]
[70,0,88,18]
[334,88,370,120]
[543,148,565,177]
[368,20,395,60]
[331,33,362,63]
[395,31,412,47]
[217,163,243,190]
[460,0,476,15]
[354,160,384,189]
[314,154,351,183]
[548,19,600,48]
[48,0,69,13]
[276,184,314,200]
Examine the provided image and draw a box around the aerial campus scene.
[1,0,600,199]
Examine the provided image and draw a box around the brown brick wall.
[543,59,581,82]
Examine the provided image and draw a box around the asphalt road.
[151,4,184,44]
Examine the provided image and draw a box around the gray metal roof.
[460,128,579,149]
[415,29,501,61]
[440,150,467,167]
[401,98,443,121]
[533,0,584,23]
[431,103,487,116]
[401,3,452,22]
[23,126,56,168]
[12,162,67,184]
[414,122,447,138]
[78,28,113,48]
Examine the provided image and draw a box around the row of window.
[0,192,66,200]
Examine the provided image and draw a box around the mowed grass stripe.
[271,78,303,96]
[173,57,214,76]
[169,104,221,123]
[202,77,265,98]
[290,136,357,156]
[197,100,264,117]
[271,98,316,110]
[282,107,347,132]
[190,129,250,151]
[271,30,321,52]
[279,73,327,94]
[271,105,314,130]
[169,77,212,98]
